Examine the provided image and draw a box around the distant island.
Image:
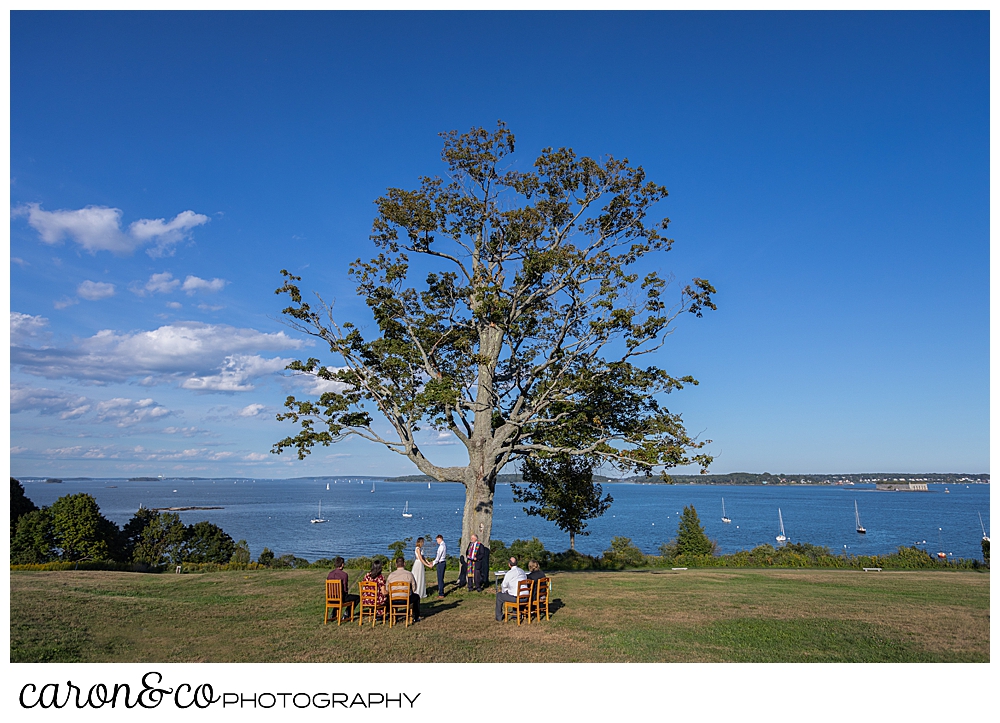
[385,472,989,486]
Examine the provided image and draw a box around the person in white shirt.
[432,534,448,599]
[495,556,528,621]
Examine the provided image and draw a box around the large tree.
[274,122,716,552]
[512,454,612,551]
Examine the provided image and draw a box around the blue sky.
[8,11,989,479]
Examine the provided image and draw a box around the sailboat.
[776,508,787,543]
[311,501,327,524]
[978,512,989,542]
[721,497,731,524]
[370,480,376,493]
[854,500,866,534]
[402,501,413,518]
[326,482,330,490]
[428,482,431,489]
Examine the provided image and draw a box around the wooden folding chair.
[324,578,355,625]
[503,579,533,625]
[358,580,386,627]
[387,581,413,628]
[532,577,551,622]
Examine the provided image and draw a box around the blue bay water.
[18,477,990,563]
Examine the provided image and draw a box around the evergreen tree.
[673,505,714,556]
[512,455,612,550]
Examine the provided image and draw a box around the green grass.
[9,567,988,663]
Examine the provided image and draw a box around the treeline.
[10,478,250,569]
[388,472,990,485]
[11,480,987,573]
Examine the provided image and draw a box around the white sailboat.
[776,508,787,543]
[854,500,866,534]
[428,482,431,489]
[721,497,731,523]
[370,480,376,493]
[978,512,989,542]
[311,500,327,524]
[402,501,413,518]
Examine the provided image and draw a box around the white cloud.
[166,301,183,309]
[11,320,303,389]
[129,210,211,258]
[238,403,267,417]
[10,384,180,428]
[10,312,50,345]
[10,384,91,419]
[136,271,181,295]
[14,203,209,257]
[12,257,28,266]
[77,280,115,301]
[244,452,269,461]
[181,354,292,392]
[93,397,173,427]
[423,430,457,446]
[182,276,228,295]
[294,366,351,395]
[197,303,225,311]
[54,297,79,309]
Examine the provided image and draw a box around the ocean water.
[17,477,990,563]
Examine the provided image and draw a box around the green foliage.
[672,505,715,557]
[387,537,412,562]
[11,509,57,564]
[129,512,186,566]
[49,493,121,562]
[10,478,38,534]
[603,536,646,568]
[982,538,989,565]
[257,547,275,566]
[182,521,236,564]
[230,539,251,565]
[512,455,612,550]
[489,537,551,571]
[271,123,716,551]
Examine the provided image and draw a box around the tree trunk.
[570,531,576,551]
[459,465,497,556]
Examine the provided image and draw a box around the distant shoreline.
[13,472,989,486]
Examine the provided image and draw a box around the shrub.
[602,536,646,568]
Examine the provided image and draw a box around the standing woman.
[412,537,429,599]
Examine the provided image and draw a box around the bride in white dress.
[412,537,431,599]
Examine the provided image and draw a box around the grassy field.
[10,568,989,663]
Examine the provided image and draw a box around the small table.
[494,571,505,593]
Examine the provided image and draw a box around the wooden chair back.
[324,577,355,625]
[387,581,412,628]
[358,580,385,627]
[503,578,533,625]
[533,577,551,621]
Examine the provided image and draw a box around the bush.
[602,536,646,568]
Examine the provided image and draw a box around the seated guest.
[494,556,527,621]
[326,556,359,618]
[362,560,387,610]
[526,559,545,602]
[386,557,421,622]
